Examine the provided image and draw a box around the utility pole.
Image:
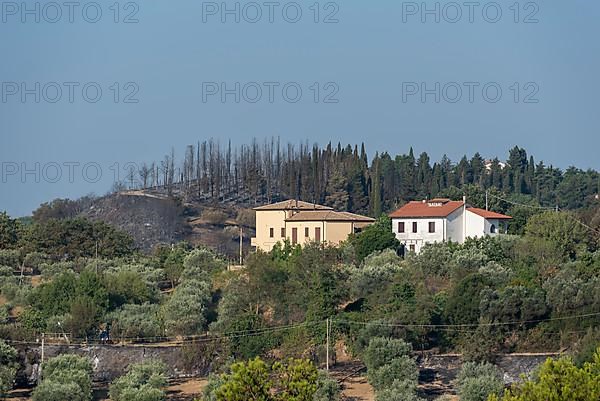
[95,240,99,274]
[239,226,243,265]
[326,318,330,371]
[19,260,25,286]
[38,333,45,384]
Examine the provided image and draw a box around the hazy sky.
[1,0,599,216]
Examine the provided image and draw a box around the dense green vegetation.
[200,357,340,401]
[363,337,422,400]
[456,362,504,401]
[109,360,168,401]
[32,354,93,401]
[121,141,600,220]
[1,171,599,398]
[488,349,600,401]
[0,339,18,397]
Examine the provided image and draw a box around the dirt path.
[339,375,375,401]
[7,379,208,401]
[166,378,208,400]
[330,361,375,401]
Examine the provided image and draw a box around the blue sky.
[1,0,599,216]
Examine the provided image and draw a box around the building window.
[412,222,418,233]
[409,244,416,252]
[398,222,405,233]
[490,224,496,234]
[315,227,321,243]
[281,228,286,238]
[269,228,274,238]
[292,228,298,245]
[428,222,435,233]
[305,227,309,237]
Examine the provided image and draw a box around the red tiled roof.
[467,207,512,220]
[285,210,375,222]
[253,200,333,211]
[389,200,464,218]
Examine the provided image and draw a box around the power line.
[486,192,555,211]
[2,320,322,347]
[4,311,599,348]
[333,311,600,329]
[557,207,600,237]
[487,192,600,237]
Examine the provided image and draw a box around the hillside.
[33,190,256,257]
[79,192,189,252]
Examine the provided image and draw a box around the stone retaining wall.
[16,343,558,385]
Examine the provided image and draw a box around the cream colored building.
[251,200,375,252]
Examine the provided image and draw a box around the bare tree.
[138,163,151,189]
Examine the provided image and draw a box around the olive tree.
[109,359,168,401]
[162,280,211,336]
[456,361,504,401]
[0,340,18,397]
[32,354,93,401]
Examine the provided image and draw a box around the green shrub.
[313,371,341,401]
[0,250,20,268]
[349,320,395,356]
[1,280,33,304]
[408,242,453,276]
[44,368,93,399]
[368,356,418,391]
[0,305,8,324]
[214,357,272,401]
[109,359,167,401]
[105,269,155,308]
[457,361,504,401]
[488,350,600,401]
[162,279,211,336]
[362,336,422,401]
[44,354,93,377]
[181,248,226,282]
[32,354,93,401]
[39,261,75,279]
[363,337,412,371]
[201,373,225,401]
[573,328,600,367]
[349,250,403,297]
[23,252,49,272]
[32,380,88,401]
[375,379,422,401]
[347,216,400,263]
[0,339,18,397]
[109,303,162,340]
[204,357,340,401]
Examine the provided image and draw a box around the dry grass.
[340,375,375,401]
[8,378,208,401]
[30,276,42,287]
[166,378,208,399]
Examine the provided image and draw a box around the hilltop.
[31,190,257,257]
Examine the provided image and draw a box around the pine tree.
[370,153,383,217]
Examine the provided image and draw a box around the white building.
[389,198,511,254]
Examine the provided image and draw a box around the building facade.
[389,198,511,254]
[251,200,375,252]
